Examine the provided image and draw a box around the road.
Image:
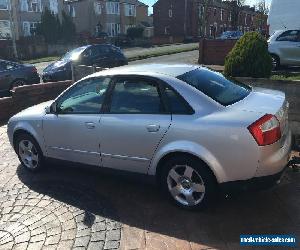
[35,48,199,74]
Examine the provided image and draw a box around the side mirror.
[45,102,58,114]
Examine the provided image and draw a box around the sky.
[141,0,272,13]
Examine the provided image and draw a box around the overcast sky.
[141,0,272,13]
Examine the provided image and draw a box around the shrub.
[224,32,272,78]
[127,27,144,40]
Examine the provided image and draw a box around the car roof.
[88,64,200,78]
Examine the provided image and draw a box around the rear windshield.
[177,68,251,106]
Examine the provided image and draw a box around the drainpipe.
[183,0,187,38]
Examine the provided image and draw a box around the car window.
[0,61,18,71]
[109,78,165,114]
[97,45,110,55]
[177,68,251,106]
[276,30,300,42]
[163,86,193,114]
[57,77,110,114]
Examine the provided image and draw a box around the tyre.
[160,155,217,210]
[15,133,44,172]
[271,55,280,70]
[10,79,27,91]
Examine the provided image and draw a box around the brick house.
[153,0,268,42]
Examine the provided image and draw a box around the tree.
[36,8,61,44]
[227,0,246,30]
[255,0,269,33]
[224,32,272,78]
[60,11,76,43]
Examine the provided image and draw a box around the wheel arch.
[149,142,227,184]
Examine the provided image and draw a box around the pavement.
[0,124,300,250]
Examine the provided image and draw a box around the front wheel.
[15,133,44,172]
[161,156,217,210]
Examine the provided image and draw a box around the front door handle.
[85,122,95,129]
[146,124,160,132]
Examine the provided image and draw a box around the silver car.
[268,29,300,69]
[7,64,292,210]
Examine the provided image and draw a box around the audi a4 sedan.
[7,64,292,209]
[42,44,128,82]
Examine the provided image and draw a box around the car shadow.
[16,162,299,249]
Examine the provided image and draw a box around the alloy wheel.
[18,140,39,169]
[167,165,206,206]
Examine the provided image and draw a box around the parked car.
[42,44,128,82]
[218,31,243,40]
[0,59,39,95]
[8,64,292,210]
[268,29,300,69]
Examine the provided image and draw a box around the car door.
[92,45,111,68]
[276,30,300,65]
[0,61,13,93]
[43,77,111,166]
[99,76,172,174]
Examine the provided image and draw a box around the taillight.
[248,114,281,146]
[31,67,37,73]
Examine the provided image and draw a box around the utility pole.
[8,0,18,59]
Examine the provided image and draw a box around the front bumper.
[42,70,71,82]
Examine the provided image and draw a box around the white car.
[268,30,300,69]
[7,64,292,210]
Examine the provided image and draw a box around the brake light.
[31,67,37,73]
[248,114,281,146]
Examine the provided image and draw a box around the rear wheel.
[10,79,27,91]
[15,133,44,172]
[161,155,217,210]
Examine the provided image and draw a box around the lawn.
[22,56,60,64]
[271,73,300,81]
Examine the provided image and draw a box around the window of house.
[168,9,172,18]
[106,1,119,15]
[244,15,247,25]
[0,0,8,10]
[0,20,11,38]
[107,23,120,37]
[220,9,224,21]
[28,0,40,12]
[67,5,76,17]
[94,2,101,15]
[229,11,232,21]
[198,5,204,18]
[213,8,217,16]
[23,21,38,36]
[125,4,135,16]
[125,24,135,33]
[209,25,213,37]
[49,0,58,14]
[164,26,170,35]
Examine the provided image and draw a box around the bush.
[127,27,144,40]
[224,32,272,78]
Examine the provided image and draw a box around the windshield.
[177,68,251,106]
[61,47,87,61]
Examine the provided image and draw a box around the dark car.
[0,60,40,95]
[42,44,128,82]
[218,31,243,40]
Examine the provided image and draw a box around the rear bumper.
[220,168,286,194]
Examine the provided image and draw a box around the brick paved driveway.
[0,124,299,250]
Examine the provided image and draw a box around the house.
[153,0,268,42]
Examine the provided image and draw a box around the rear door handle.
[85,122,95,129]
[146,124,160,132]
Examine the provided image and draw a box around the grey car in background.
[268,29,300,69]
[0,60,40,95]
[7,64,292,210]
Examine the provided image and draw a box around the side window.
[109,78,165,114]
[97,45,110,55]
[164,86,193,114]
[276,30,300,42]
[57,77,110,114]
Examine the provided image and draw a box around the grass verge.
[270,73,300,81]
[22,56,60,64]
